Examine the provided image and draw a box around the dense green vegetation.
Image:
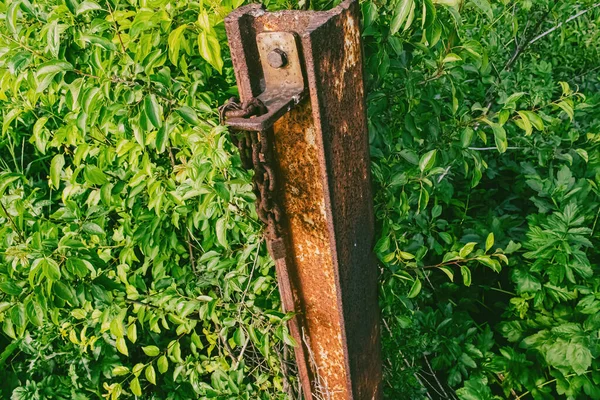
[368,0,600,399]
[0,0,295,398]
[0,0,598,399]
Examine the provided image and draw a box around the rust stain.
[273,100,349,397]
[224,1,381,399]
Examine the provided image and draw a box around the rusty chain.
[219,97,282,241]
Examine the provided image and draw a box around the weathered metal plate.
[226,31,307,132]
[224,1,381,398]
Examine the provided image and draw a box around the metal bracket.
[224,31,306,132]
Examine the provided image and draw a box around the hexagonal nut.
[267,49,288,69]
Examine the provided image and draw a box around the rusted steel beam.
[224,1,382,398]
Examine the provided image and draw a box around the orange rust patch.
[273,100,349,398]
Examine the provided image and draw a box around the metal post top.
[225,0,359,27]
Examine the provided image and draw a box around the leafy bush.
[0,0,298,398]
[1,0,599,398]
[365,0,600,398]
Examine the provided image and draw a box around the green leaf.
[556,100,574,121]
[492,124,507,153]
[156,121,170,153]
[46,20,60,58]
[50,154,65,189]
[66,258,91,278]
[144,95,162,129]
[127,323,138,343]
[233,328,245,346]
[407,278,422,298]
[481,118,508,153]
[403,0,416,32]
[469,0,493,20]
[112,366,130,376]
[485,233,494,252]
[10,304,26,328]
[80,34,117,51]
[157,355,168,374]
[110,317,124,337]
[390,0,414,35]
[116,337,128,356]
[282,328,297,347]
[516,111,532,136]
[197,31,223,74]
[512,269,541,293]
[82,222,105,236]
[521,110,544,131]
[145,365,157,385]
[0,281,22,296]
[559,81,572,96]
[142,346,160,357]
[130,377,142,396]
[176,106,201,125]
[460,266,472,286]
[433,0,460,6]
[575,149,588,162]
[460,352,477,368]
[6,1,21,35]
[476,256,501,272]
[83,165,108,185]
[133,363,145,376]
[25,300,43,326]
[419,149,437,173]
[216,218,228,248]
[35,60,73,92]
[439,232,453,244]
[438,266,454,281]
[422,0,436,29]
[460,127,474,148]
[54,281,76,303]
[456,376,494,400]
[443,53,462,63]
[566,342,592,375]
[41,258,61,281]
[168,25,188,66]
[76,1,102,14]
[459,242,477,258]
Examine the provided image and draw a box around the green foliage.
[366,0,600,398]
[1,0,600,398]
[0,0,299,398]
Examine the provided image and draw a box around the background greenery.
[0,0,598,399]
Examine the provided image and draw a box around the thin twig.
[277,344,296,399]
[482,1,559,110]
[529,3,600,45]
[106,1,127,54]
[0,202,25,243]
[125,299,160,309]
[497,372,519,399]
[382,319,434,399]
[503,0,559,72]
[219,332,237,365]
[232,335,249,369]
[468,146,525,151]
[423,354,453,399]
[186,231,197,274]
[237,242,261,320]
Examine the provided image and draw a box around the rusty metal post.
[223,1,382,398]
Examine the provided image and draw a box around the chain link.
[219,97,282,240]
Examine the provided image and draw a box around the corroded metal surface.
[224,1,381,398]
[225,32,307,132]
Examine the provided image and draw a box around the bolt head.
[267,49,288,69]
